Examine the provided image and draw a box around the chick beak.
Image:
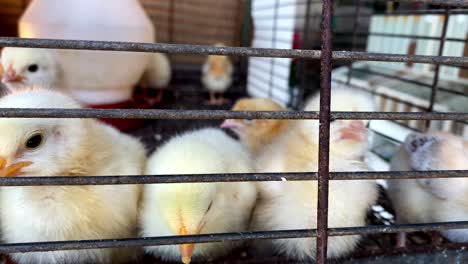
[180,243,195,264]
[0,157,33,177]
[339,121,367,141]
[2,66,24,83]
[178,225,195,264]
[220,119,243,129]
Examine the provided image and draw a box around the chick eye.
[25,133,44,150]
[28,64,39,73]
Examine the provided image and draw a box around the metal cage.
[0,0,467,264]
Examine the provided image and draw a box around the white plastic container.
[19,0,155,105]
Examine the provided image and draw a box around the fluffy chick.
[1,47,63,91]
[140,52,172,104]
[221,97,290,155]
[0,88,146,264]
[201,44,233,105]
[387,132,468,244]
[140,128,257,264]
[250,88,378,260]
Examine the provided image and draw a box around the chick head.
[221,97,288,153]
[147,138,223,264]
[303,87,375,159]
[0,88,88,177]
[1,47,62,90]
[404,132,468,199]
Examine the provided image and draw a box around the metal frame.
[0,0,467,263]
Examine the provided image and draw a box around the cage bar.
[0,38,466,66]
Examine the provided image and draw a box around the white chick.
[201,44,233,105]
[0,88,146,264]
[387,132,468,246]
[250,87,378,261]
[1,47,63,91]
[140,128,257,264]
[140,52,172,104]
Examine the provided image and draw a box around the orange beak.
[339,121,367,141]
[2,65,24,83]
[220,119,243,129]
[178,224,195,264]
[0,157,33,177]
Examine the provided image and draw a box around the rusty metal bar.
[0,170,467,186]
[316,0,333,262]
[3,221,468,253]
[347,0,362,84]
[0,108,466,120]
[427,8,451,130]
[0,38,466,66]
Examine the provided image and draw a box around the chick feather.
[387,132,468,243]
[1,48,63,91]
[221,97,290,155]
[140,128,257,263]
[202,44,233,105]
[0,88,146,264]
[250,88,378,260]
[141,53,172,89]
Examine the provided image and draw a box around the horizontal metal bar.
[3,221,468,253]
[1,171,467,186]
[0,109,466,120]
[0,38,466,66]
[0,230,317,253]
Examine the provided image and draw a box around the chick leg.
[216,93,230,105]
[209,92,217,105]
[396,232,407,248]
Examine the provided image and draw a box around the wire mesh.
[0,0,467,264]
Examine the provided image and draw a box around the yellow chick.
[387,132,468,246]
[1,47,63,91]
[221,97,290,155]
[140,128,257,264]
[140,52,172,104]
[250,87,378,261]
[0,88,146,264]
[202,44,233,105]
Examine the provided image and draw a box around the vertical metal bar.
[168,0,175,43]
[297,0,313,108]
[268,0,280,98]
[426,8,450,130]
[346,0,362,84]
[316,0,333,263]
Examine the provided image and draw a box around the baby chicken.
[201,44,233,105]
[387,132,468,245]
[140,52,172,105]
[250,88,378,261]
[1,47,63,91]
[221,97,290,155]
[0,88,146,264]
[140,128,257,264]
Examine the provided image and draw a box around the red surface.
[87,88,166,132]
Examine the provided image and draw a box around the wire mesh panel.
[0,0,466,264]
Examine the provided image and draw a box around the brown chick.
[220,97,291,156]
